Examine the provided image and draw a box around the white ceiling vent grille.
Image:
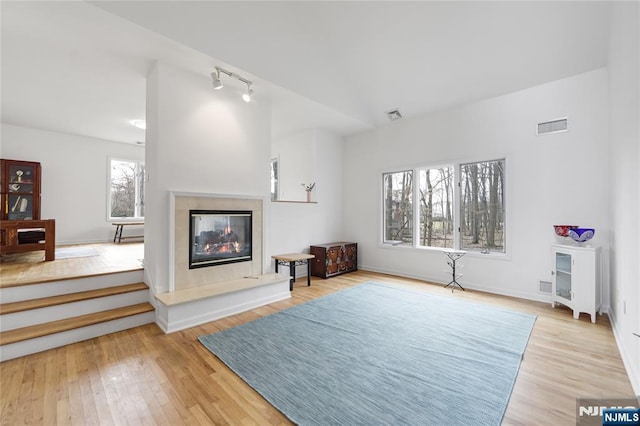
[537,118,568,135]
[385,109,403,121]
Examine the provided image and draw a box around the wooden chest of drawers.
[310,242,357,279]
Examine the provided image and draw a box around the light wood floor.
[0,269,635,425]
[0,242,144,287]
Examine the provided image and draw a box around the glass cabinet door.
[1,159,41,221]
[6,163,36,220]
[8,164,36,193]
[555,252,572,300]
[7,194,34,220]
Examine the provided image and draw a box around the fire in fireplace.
[189,210,252,269]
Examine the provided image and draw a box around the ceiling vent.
[537,117,568,135]
[385,109,403,121]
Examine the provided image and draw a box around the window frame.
[416,164,456,250]
[270,157,280,201]
[458,158,506,254]
[379,157,508,257]
[107,157,145,221]
[381,169,414,247]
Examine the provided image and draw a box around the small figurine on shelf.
[301,182,316,202]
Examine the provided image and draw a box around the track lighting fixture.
[211,66,254,102]
[242,84,253,103]
[211,69,223,90]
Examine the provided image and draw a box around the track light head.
[211,69,223,90]
[242,84,254,103]
[212,66,254,102]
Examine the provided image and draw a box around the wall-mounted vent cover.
[537,118,568,135]
[539,280,552,294]
[385,109,403,121]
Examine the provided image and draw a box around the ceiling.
[1,1,611,145]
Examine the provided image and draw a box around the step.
[0,303,154,346]
[0,309,155,362]
[0,270,144,304]
[0,282,148,315]
[0,285,151,332]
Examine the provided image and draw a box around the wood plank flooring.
[0,270,635,425]
[0,242,144,287]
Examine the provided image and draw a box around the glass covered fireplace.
[189,210,252,269]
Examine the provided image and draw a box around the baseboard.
[608,309,640,397]
[359,264,552,304]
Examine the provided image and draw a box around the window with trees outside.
[419,167,454,249]
[383,170,413,246]
[109,159,145,219]
[383,159,505,254]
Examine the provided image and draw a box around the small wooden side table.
[272,253,315,291]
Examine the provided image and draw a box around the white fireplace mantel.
[156,191,290,333]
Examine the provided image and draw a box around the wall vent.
[537,118,568,135]
[538,280,552,294]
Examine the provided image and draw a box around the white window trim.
[381,169,414,246]
[378,155,511,259]
[107,156,145,222]
[270,156,280,201]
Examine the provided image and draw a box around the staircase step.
[0,282,148,315]
[0,303,154,346]
[0,270,144,304]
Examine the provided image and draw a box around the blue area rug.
[199,282,536,425]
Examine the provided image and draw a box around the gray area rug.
[199,282,536,426]
[54,246,99,259]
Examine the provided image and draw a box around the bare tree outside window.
[419,167,454,248]
[383,170,413,245]
[110,159,144,219]
[460,159,505,253]
[382,158,505,254]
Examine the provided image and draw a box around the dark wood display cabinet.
[310,242,357,279]
[1,159,41,221]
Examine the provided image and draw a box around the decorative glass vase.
[306,191,312,202]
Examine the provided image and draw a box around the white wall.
[272,129,317,202]
[0,123,144,244]
[607,1,640,395]
[144,61,271,294]
[344,68,610,303]
[269,128,345,276]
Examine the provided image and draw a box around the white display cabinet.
[551,244,602,323]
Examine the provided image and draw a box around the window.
[460,159,505,253]
[270,158,279,201]
[109,159,144,219]
[418,167,454,248]
[382,158,505,254]
[383,170,413,246]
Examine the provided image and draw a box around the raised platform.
[0,242,144,287]
[154,273,291,333]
